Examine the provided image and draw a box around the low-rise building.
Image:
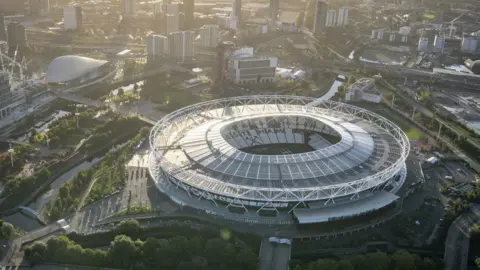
[345,78,382,103]
[228,56,277,85]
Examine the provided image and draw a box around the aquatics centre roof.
[149,96,410,203]
[45,55,108,83]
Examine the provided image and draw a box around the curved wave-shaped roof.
[45,55,108,83]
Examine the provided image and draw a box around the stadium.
[149,96,410,225]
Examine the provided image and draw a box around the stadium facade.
[149,96,410,225]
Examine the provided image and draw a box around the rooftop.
[45,55,108,83]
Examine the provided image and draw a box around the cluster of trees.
[82,116,145,155]
[85,126,149,204]
[43,169,94,222]
[1,167,51,210]
[140,76,201,111]
[0,219,22,240]
[44,127,150,221]
[0,143,33,179]
[33,110,100,148]
[25,220,257,270]
[294,251,439,270]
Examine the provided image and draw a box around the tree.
[109,235,138,269]
[391,250,416,270]
[365,252,391,270]
[236,248,258,269]
[115,219,142,236]
[308,259,338,270]
[118,88,125,96]
[296,11,305,28]
[337,259,354,270]
[0,222,14,239]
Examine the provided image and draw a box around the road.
[259,239,291,270]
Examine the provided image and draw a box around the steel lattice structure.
[149,95,410,212]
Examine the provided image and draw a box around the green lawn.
[405,128,423,140]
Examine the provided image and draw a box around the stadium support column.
[437,123,442,140]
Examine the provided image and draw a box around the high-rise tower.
[313,0,327,35]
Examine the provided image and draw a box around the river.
[26,157,103,213]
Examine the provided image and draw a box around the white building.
[345,78,382,103]
[337,7,348,26]
[461,33,480,53]
[377,29,384,40]
[166,14,180,35]
[166,3,180,14]
[150,0,162,14]
[63,6,82,30]
[371,29,377,39]
[389,32,396,42]
[199,25,219,48]
[399,26,411,36]
[147,34,168,59]
[228,56,277,84]
[168,31,195,60]
[123,0,136,15]
[326,9,336,27]
[417,37,428,52]
[433,35,445,53]
[401,35,408,43]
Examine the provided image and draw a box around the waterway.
[26,157,103,214]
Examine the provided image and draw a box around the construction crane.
[449,13,465,37]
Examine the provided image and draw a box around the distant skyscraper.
[63,6,82,30]
[166,3,180,14]
[147,34,168,59]
[199,25,219,47]
[313,0,327,35]
[6,22,26,49]
[231,0,242,28]
[168,30,195,60]
[325,9,336,27]
[29,0,50,16]
[183,0,194,29]
[433,34,444,53]
[151,0,162,14]
[123,0,136,15]
[0,15,6,42]
[269,0,279,21]
[166,14,179,34]
[417,37,428,52]
[337,7,348,26]
[216,41,235,82]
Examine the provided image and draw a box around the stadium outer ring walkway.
[148,95,410,222]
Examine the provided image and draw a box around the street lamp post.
[8,143,14,168]
[44,128,50,148]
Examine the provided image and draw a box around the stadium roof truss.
[149,95,410,212]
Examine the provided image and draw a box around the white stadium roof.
[149,96,410,205]
[45,55,108,83]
